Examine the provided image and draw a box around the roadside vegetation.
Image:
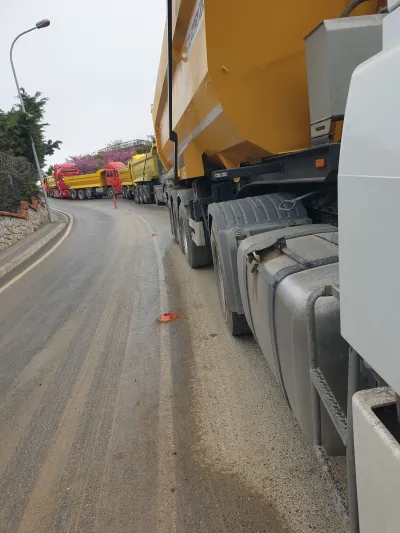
[0,89,61,212]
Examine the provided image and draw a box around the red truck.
[43,163,80,199]
[44,162,124,200]
[104,162,124,197]
[63,162,124,200]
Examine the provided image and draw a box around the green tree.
[0,89,61,169]
[46,164,54,176]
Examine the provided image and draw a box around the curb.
[0,213,69,281]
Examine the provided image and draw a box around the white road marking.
[0,208,73,295]
[133,211,177,533]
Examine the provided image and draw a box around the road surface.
[0,198,344,533]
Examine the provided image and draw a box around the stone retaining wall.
[0,203,49,252]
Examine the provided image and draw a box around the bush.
[0,151,40,212]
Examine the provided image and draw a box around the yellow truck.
[121,144,164,204]
[119,167,134,200]
[62,163,123,200]
[153,1,388,530]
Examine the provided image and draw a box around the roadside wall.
[0,203,49,252]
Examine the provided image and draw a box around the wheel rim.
[86,188,91,199]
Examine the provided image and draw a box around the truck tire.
[85,188,92,199]
[211,223,250,336]
[78,189,85,200]
[70,189,77,200]
[178,207,211,268]
[107,187,114,199]
[155,195,160,206]
[168,202,177,243]
[169,201,180,243]
[143,186,152,204]
[127,188,132,200]
[138,187,143,204]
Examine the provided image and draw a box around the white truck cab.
[339,2,400,531]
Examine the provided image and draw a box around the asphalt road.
[0,198,344,533]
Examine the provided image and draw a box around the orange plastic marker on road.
[157,313,179,323]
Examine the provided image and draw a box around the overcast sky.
[1,0,166,167]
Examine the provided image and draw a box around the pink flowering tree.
[67,138,151,175]
[100,147,135,165]
[99,140,136,165]
[67,154,101,174]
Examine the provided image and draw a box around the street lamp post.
[10,19,52,221]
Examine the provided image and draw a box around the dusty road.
[0,198,344,533]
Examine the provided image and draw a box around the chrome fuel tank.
[238,225,347,454]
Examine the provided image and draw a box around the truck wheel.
[155,195,160,206]
[211,224,250,336]
[107,187,114,199]
[127,188,131,200]
[70,189,77,200]
[178,207,210,268]
[78,189,85,200]
[143,187,151,204]
[168,202,177,243]
[85,188,92,199]
[138,187,143,204]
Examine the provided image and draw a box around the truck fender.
[208,193,311,316]
[175,188,207,247]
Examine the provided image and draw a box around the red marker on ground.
[157,313,179,323]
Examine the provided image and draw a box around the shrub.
[0,151,39,212]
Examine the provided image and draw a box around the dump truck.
[153,1,400,531]
[121,143,164,204]
[42,175,53,196]
[119,166,134,200]
[44,163,80,198]
[63,162,124,200]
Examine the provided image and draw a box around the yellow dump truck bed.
[63,169,106,190]
[129,145,161,184]
[46,176,56,188]
[152,0,383,180]
[118,167,132,187]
